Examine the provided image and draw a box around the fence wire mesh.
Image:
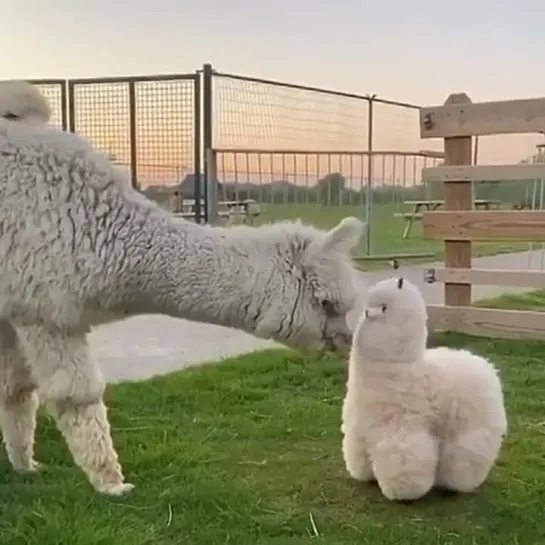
[213,149,443,256]
[134,78,195,189]
[68,75,197,195]
[372,99,432,152]
[30,80,67,129]
[215,150,370,206]
[69,81,131,167]
[212,73,370,151]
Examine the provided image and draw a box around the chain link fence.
[68,75,198,185]
[206,70,441,258]
[211,72,370,152]
[24,69,441,257]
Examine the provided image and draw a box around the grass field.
[476,289,545,311]
[257,203,533,265]
[2,289,545,544]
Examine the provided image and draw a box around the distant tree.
[318,172,345,205]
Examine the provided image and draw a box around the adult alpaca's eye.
[381,304,387,313]
[320,299,338,318]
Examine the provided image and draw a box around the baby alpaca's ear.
[319,217,366,254]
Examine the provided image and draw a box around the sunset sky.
[2,0,545,184]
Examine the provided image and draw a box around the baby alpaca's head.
[351,277,427,364]
[0,80,51,124]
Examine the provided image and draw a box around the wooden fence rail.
[419,92,545,340]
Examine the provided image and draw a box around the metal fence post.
[202,64,214,224]
[128,81,138,189]
[193,71,202,223]
[60,80,69,131]
[67,80,76,133]
[366,94,376,256]
[206,149,219,223]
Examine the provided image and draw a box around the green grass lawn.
[258,203,534,266]
[475,289,545,311]
[3,330,545,544]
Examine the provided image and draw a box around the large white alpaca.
[342,277,507,502]
[0,81,367,495]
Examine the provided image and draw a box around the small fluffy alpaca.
[0,81,367,495]
[342,277,507,501]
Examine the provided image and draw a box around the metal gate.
[66,74,203,222]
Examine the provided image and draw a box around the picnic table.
[173,198,261,225]
[395,199,502,239]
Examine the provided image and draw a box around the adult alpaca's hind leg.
[0,319,40,472]
[437,430,504,493]
[20,325,134,495]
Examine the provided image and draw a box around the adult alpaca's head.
[225,216,366,353]
[0,80,51,124]
[350,277,427,363]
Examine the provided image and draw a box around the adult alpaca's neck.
[110,214,269,332]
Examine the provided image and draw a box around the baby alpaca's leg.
[371,429,438,501]
[0,319,40,472]
[21,325,133,495]
[437,430,504,493]
[342,430,374,482]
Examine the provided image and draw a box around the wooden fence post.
[443,93,473,307]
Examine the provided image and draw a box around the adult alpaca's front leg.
[21,325,133,495]
[0,319,40,473]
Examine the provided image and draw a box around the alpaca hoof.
[14,459,42,474]
[94,481,135,496]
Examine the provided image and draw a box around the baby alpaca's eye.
[3,113,18,120]
[381,304,387,313]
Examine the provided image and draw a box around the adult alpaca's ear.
[319,217,366,254]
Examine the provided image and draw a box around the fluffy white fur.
[342,277,507,502]
[0,80,51,124]
[0,82,367,495]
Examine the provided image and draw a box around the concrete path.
[90,248,545,383]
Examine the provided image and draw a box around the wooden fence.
[420,92,545,340]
